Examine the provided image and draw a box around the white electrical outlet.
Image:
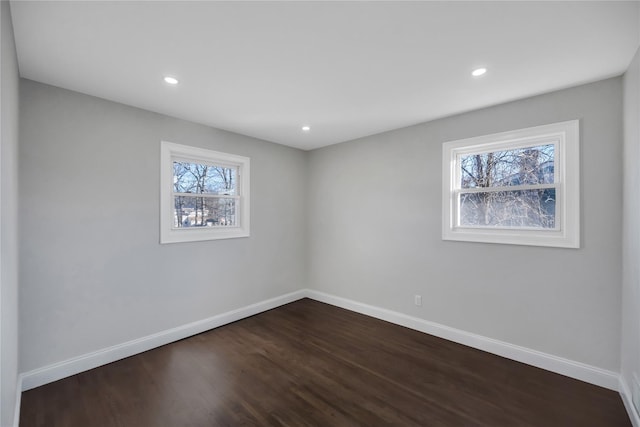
[414,295,422,306]
[633,373,640,415]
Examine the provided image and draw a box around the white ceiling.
[10,1,640,150]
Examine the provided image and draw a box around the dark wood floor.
[20,298,630,426]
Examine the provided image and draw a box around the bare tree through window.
[458,144,556,228]
[173,161,237,228]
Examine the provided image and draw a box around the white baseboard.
[305,290,620,391]
[20,290,306,391]
[620,377,640,427]
[12,374,22,427]
[19,288,621,396]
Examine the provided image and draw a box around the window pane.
[460,144,554,188]
[459,189,556,228]
[173,196,237,228]
[173,162,237,195]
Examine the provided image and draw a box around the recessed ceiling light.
[164,76,179,85]
[302,126,311,132]
[472,68,487,77]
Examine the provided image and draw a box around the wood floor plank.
[19,299,631,426]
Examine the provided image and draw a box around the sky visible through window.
[173,161,237,228]
[173,161,237,195]
[458,144,556,228]
[460,144,554,188]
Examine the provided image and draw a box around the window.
[160,141,250,243]
[442,120,579,248]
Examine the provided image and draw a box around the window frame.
[442,120,580,248]
[160,141,250,244]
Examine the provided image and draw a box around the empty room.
[2,1,640,426]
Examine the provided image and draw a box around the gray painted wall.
[308,78,623,371]
[14,46,633,422]
[1,1,20,425]
[19,80,307,372]
[622,46,640,410]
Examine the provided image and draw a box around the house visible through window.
[442,120,579,248]
[173,161,238,228]
[458,144,556,228]
[161,141,250,244]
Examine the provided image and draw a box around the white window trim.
[160,141,250,244]
[442,120,580,248]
